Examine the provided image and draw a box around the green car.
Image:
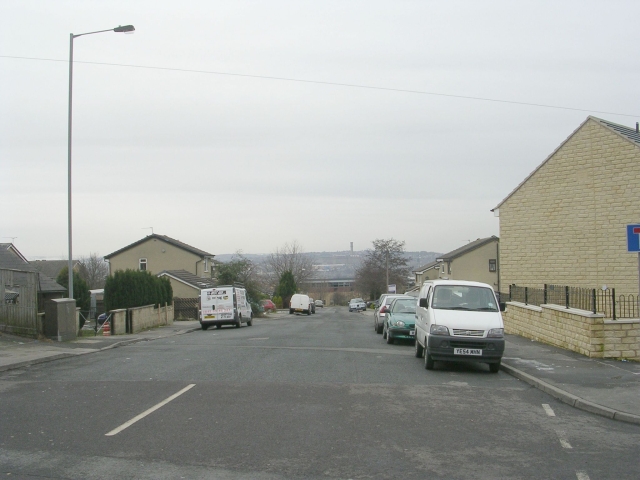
[382,297,417,344]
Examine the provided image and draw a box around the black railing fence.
[505,284,638,320]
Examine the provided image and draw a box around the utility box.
[44,298,77,342]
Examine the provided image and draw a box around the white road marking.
[105,384,196,436]
[576,471,591,480]
[555,430,572,449]
[542,404,556,416]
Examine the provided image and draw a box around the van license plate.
[454,348,482,356]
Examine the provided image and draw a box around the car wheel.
[425,348,434,370]
[382,325,387,339]
[374,319,378,331]
[376,321,383,334]
[414,339,424,358]
[489,360,501,373]
[201,324,209,331]
[386,329,394,345]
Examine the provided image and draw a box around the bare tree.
[78,253,109,289]
[265,241,313,290]
[355,239,409,300]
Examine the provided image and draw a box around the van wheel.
[289,309,294,314]
[201,324,209,331]
[414,339,424,358]
[489,360,501,373]
[236,316,242,328]
[425,349,434,370]
[216,324,221,329]
[247,315,253,327]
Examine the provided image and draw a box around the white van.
[200,285,253,330]
[289,294,311,315]
[414,280,505,373]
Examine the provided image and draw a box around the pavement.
[1,313,639,426]
[0,320,202,372]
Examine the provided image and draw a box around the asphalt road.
[1,307,639,479]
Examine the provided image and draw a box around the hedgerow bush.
[104,269,173,312]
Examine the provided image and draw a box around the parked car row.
[260,298,324,312]
[372,280,506,373]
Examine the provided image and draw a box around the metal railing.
[506,284,638,320]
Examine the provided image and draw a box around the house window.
[489,259,497,272]
[204,258,209,273]
[139,258,147,271]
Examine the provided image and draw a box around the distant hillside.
[214,250,441,278]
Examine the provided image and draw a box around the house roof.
[436,236,499,262]
[0,244,31,270]
[413,260,441,274]
[0,243,28,263]
[38,274,67,293]
[157,270,217,290]
[31,259,78,280]
[104,234,214,260]
[493,116,640,211]
[0,245,66,293]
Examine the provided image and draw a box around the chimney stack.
[636,122,639,133]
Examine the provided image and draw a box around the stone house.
[413,261,441,286]
[413,237,500,291]
[104,234,215,279]
[157,270,217,298]
[492,116,640,296]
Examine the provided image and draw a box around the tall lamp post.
[67,25,134,299]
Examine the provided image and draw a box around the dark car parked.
[382,297,417,344]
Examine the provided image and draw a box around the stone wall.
[130,304,174,334]
[504,302,639,360]
[111,309,127,335]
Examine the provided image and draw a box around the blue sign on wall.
[627,224,640,252]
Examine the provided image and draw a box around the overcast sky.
[2,1,638,260]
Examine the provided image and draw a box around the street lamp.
[67,25,134,299]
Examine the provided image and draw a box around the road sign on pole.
[627,224,640,252]
[626,224,640,317]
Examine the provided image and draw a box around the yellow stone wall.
[503,302,639,360]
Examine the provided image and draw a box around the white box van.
[200,285,253,330]
[414,280,505,373]
[289,294,311,315]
